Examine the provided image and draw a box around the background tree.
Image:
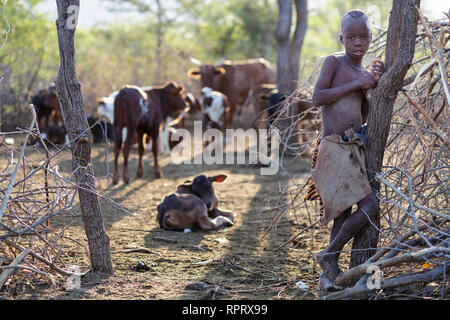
[55,0,113,274]
[104,0,175,85]
[275,0,308,153]
[350,0,421,268]
[275,0,308,95]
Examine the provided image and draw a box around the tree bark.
[155,0,163,84]
[350,0,421,268]
[289,0,308,93]
[275,0,292,95]
[55,0,113,274]
[275,0,308,154]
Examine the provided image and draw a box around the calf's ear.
[209,174,227,183]
[176,182,193,194]
[187,69,201,79]
[213,67,226,75]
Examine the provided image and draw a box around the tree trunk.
[55,0,113,274]
[155,0,163,84]
[350,0,421,268]
[289,0,308,93]
[275,0,292,95]
[275,0,308,154]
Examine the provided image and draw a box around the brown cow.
[31,86,63,127]
[29,125,68,147]
[113,83,187,184]
[157,174,235,231]
[160,91,202,155]
[240,84,277,129]
[44,86,63,126]
[187,58,276,128]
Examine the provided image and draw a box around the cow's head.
[176,174,227,211]
[44,86,59,110]
[187,63,226,90]
[164,82,188,117]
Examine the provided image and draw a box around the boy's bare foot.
[318,272,334,291]
[318,272,343,292]
[316,250,342,282]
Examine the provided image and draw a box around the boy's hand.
[370,59,385,82]
[359,72,376,89]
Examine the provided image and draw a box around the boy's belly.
[321,94,363,137]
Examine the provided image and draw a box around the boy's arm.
[312,55,376,107]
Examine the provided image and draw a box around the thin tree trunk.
[350,0,421,268]
[155,0,163,84]
[55,0,113,274]
[275,0,308,154]
[289,0,308,93]
[276,0,292,95]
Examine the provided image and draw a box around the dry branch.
[0,245,32,289]
[111,247,160,256]
[375,174,450,220]
[335,246,450,286]
[324,264,448,300]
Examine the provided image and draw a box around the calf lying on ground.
[157,174,235,231]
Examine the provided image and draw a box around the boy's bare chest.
[331,63,366,89]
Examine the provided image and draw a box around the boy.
[307,10,384,289]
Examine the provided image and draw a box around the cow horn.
[189,56,202,66]
[213,58,225,66]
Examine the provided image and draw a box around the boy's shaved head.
[341,10,370,33]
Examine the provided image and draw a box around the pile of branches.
[263,10,449,299]
[0,108,121,297]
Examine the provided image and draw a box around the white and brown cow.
[113,82,187,184]
[200,87,230,132]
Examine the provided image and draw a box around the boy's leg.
[318,208,351,289]
[317,193,379,282]
[330,208,352,244]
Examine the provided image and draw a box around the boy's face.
[340,19,371,59]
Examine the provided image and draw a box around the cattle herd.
[28,57,315,232]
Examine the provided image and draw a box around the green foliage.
[2,0,440,128]
[0,0,58,128]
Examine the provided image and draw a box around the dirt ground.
[2,135,354,300]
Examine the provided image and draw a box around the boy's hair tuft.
[341,10,370,32]
[346,10,365,19]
